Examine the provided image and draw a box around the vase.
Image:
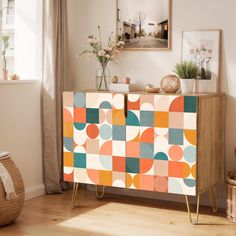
[180,79,194,94]
[2,69,8,80]
[95,65,110,91]
[194,79,209,93]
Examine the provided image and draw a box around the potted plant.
[174,61,199,93]
[2,35,10,80]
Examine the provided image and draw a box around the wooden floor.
[0,189,235,236]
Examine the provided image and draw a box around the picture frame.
[182,30,222,93]
[116,0,172,50]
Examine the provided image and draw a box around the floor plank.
[0,189,235,236]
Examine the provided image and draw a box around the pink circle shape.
[169,145,183,161]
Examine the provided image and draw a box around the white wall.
[67,0,236,207]
[0,82,44,199]
[0,0,2,68]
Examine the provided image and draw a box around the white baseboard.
[25,184,45,200]
[23,183,226,209]
[87,185,226,209]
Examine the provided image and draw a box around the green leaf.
[174,61,199,79]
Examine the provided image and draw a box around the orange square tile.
[63,122,73,137]
[113,156,126,172]
[112,109,125,125]
[74,108,86,123]
[168,161,184,178]
[64,152,74,167]
[140,175,154,191]
[154,112,169,128]
[99,170,112,186]
[126,142,140,157]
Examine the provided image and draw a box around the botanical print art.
[189,40,213,80]
[182,30,221,92]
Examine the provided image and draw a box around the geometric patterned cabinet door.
[63,91,224,197]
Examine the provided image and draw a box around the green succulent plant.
[174,61,199,79]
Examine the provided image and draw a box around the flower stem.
[98,63,108,90]
[98,25,102,49]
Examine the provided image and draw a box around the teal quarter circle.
[126,111,140,126]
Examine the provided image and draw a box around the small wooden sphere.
[161,75,180,93]
[111,76,119,83]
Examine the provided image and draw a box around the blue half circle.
[99,101,112,109]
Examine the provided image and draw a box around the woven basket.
[227,171,236,223]
[0,155,25,227]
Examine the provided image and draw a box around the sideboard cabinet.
[63,91,225,222]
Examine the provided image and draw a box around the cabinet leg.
[184,194,200,225]
[95,185,105,199]
[71,182,79,208]
[209,187,218,213]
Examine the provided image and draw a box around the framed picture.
[182,30,221,93]
[116,0,172,50]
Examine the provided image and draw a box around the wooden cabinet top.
[63,90,225,98]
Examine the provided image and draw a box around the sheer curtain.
[42,0,68,193]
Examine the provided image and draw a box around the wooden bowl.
[145,87,160,93]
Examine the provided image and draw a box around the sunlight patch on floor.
[57,202,183,236]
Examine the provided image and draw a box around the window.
[1,0,42,81]
[2,0,15,77]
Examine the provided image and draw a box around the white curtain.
[42,0,68,193]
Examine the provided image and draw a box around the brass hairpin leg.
[95,185,105,199]
[209,187,218,213]
[71,182,79,208]
[185,194,200,224]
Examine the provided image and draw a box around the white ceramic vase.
[180,79,194,94]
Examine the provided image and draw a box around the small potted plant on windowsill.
[174,61,199,93]
[2,35,10,80]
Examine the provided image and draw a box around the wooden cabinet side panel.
[197,95,225,192]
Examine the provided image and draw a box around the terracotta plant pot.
[2,69,8,80]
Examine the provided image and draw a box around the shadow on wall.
[221,37,236,172]
[225,95,236,170]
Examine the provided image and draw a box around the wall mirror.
[116,0,172,50]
